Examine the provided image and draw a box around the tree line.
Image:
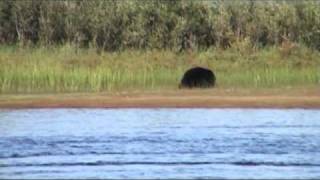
[0,0,319,51]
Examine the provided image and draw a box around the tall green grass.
[0,44,319,94]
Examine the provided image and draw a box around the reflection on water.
[0,108,319,179]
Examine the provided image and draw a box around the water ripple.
[0,108,320,179]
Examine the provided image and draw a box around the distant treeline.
[0,0,319,51]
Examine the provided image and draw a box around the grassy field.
[0,44,319,94]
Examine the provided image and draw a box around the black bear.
[179,67,216,88]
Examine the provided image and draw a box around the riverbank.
[1,88,319,109]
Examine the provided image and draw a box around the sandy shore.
[1,88,320,109]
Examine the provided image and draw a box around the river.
[0,108,319,179]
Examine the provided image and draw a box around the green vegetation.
[0,1,319,93]
[0,44,319,93]
[0,0,319,51]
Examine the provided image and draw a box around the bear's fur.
[179,67,216,88]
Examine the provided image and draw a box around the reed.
[0,44,319,94]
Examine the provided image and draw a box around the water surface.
[0,108,319,179]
